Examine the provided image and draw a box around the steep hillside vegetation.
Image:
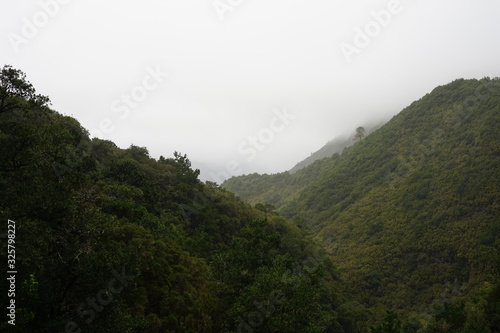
[0,66,352,333]
[224,78,500,331]
[289,123,385,174]
[289,136,352,174]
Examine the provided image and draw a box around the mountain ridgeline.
[223,78,500,331]
[1,65,499,332]
[0,66,349,332]
[289,123,384,174]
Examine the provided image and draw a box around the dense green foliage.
[2,66,499,332]
[224,78,500,331]
[0,66,350,332]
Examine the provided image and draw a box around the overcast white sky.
[1,0,499,182]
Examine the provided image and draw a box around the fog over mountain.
[1,0,500,331]
[2,0,499,182]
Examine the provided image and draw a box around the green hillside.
[289,123,385,174]
[224,78,500,331]
[2,65,499,332]
[289,135,352,174]
[223,128,383,210]
[0,66,352,333]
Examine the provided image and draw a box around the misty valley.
[0,66,499,333]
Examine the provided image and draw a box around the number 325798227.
[7,220,15,266]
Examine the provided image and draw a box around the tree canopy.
[0,65,352,333]
[224,77,500,331]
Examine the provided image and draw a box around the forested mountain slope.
[223,128,382,209]
[224,78,500,331]
[0,66,351,333]
[289,135,352,174]
[289,123,384,174]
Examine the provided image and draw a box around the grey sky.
[2,0,499,182]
